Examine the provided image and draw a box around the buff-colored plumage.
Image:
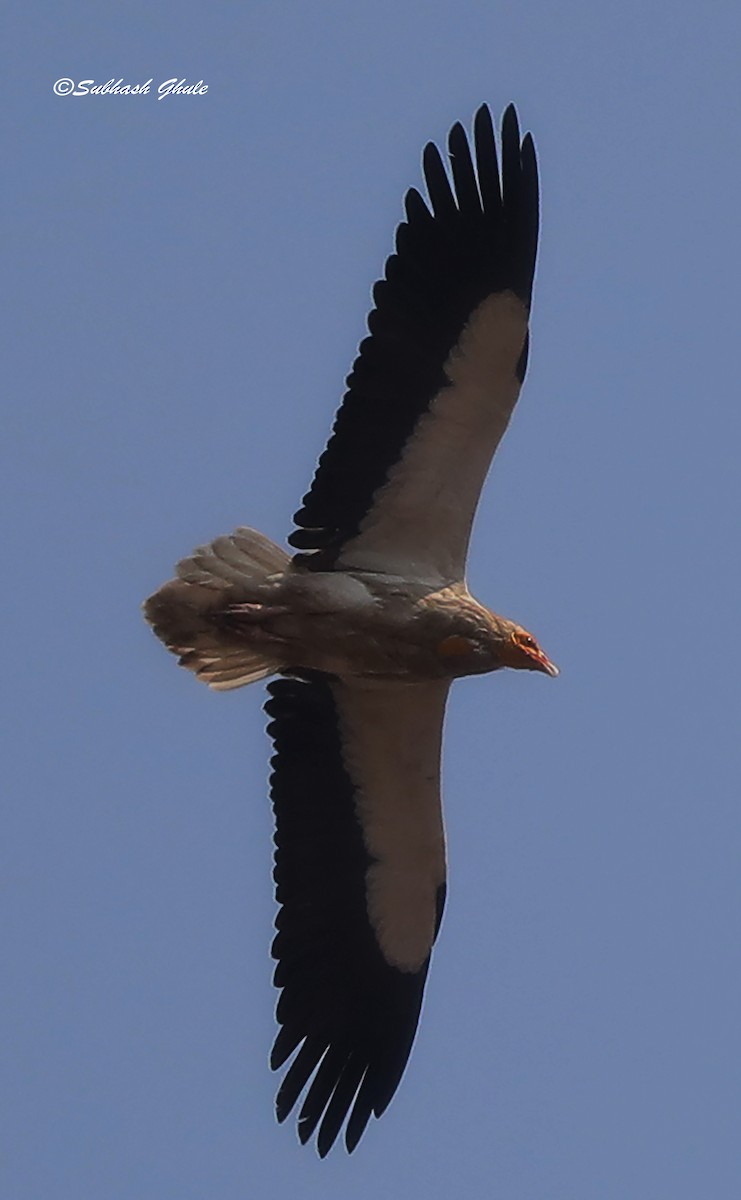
[144,104,556,1157]
[144,528,556,687]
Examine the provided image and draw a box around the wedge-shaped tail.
[144,527,290,690]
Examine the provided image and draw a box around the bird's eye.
[515,632,537,651]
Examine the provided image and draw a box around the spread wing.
[289,104,539,582]
[265,673,449,1155]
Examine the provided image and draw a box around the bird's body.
[144,103,556,1155]
[147,549,554,685]
[228,570,478,684]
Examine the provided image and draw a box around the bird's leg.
[214,602,294,648]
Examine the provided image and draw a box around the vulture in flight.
[144,103,556,1156]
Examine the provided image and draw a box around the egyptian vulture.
[144,103,556,1156]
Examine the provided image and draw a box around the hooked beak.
[531,648,559,677]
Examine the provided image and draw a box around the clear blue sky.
[4,3,741,1196]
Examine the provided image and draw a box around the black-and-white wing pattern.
[289,105,538,582]
[267,675,449,1155]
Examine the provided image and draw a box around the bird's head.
[434,607,558,679]
[495,621,559,677]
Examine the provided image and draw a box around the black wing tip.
[316,1133,334,1159]
[474,102,494,132]
[404,185,431,222]
[473,100,535,157]
[270,1023,300,1070]
[447,118,467,147]
[446,121,470,167]
[273,1035,375,1156]
[270,1012,426,1155]
[449,102,536,206]
[421,139,443,187]
[275,1076,293,1124]
[423,140,457,219]
[502,101,520,137]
